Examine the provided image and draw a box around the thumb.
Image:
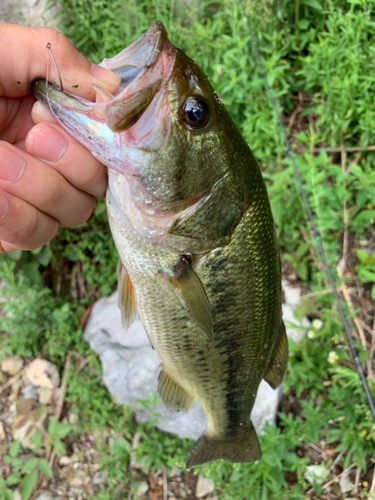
[0,24,120,100]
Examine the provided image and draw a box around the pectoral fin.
[263,323,288,389]
[116,259,137,329]
[160,257,214,340]
[158,368,194,412]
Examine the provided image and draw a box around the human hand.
[0,24,120,253]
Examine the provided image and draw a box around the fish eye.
[181,97,209,129]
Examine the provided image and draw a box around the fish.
[33,21,287,467]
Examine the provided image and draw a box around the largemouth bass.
[33,22,287,467]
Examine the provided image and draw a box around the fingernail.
[90,64,121,89]
[0,195,9,220]
[29,127,68,162]
[0,148,26,183]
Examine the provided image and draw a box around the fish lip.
[104,21,169,89]
[32,21,175,125]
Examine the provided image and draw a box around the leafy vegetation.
[1,0,375,498]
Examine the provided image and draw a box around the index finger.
[0,24,120,100]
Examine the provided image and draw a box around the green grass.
[1,0,375,498]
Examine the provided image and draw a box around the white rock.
[13,490,21,500]
[0,421,6,442]
[282,303,309,343]
[339,475,354,494]
[36,493,55,500]
[1,356,23,376]
[84,291,301,441]
[304,464,329,484]
[283,285,302,306]
[26,359,60,389]
[196,476,215,498]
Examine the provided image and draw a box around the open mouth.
[33,21,175,135]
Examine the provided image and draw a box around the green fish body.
[33,21,287,467]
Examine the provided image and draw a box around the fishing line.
[237,0,375,422]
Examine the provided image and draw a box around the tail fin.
[186,422,261,468]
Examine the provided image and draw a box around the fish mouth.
[32,22,175,167]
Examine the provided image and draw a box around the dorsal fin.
[116,259,137,329]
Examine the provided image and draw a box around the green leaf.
[54,422,72,439]
[51,437,66,456]
[36,245,53,267]
[47,416,57,435]
[9,440,21,458]
[356,249,374,265]
[113,438,131,458]
[6,476,20,486]
[20,470,38,500]
[298,19,310,30]
[21,458,39,474]
[38,459,53,479]
[300,0,323,10]
[5,489,14,500]
[7,250,23,261]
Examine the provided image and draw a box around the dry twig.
[370,465,375,495]
[314,145,375,153]
[162,466,168,500]
[339,284,367,349]
[0,358,39,395]
[354,468,361,495]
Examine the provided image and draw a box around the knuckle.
[22,214,58,250]
[70,196,95,227]
[41,27,68,47]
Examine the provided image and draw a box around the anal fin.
[187,422,261,468]
[263,323,288,389]
[160,256,213,340]
[158,368,194,412]
[116,259,137,330]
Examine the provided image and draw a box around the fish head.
[33,22,251,252]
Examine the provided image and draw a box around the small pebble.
[21,383,39,400]
[68,413,79,425]
[68,470,87,488]
[36,493,55,500]
[59,456,72,466]
[196,476,215,498]
[38,386,54,404]
[1,356,23,376]
[137,481,149,497]
[169,466,181,477]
